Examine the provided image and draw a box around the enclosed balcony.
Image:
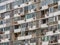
[49,35,58,44]
[40,9,49,18]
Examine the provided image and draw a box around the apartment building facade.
[0,0,60,45]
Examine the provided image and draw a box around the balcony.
[49,40,58,45]
[47,21,58,26]
[49,35,58,44]
[0,34,10,43]
[40,9,49,18]
[17,35,32,40]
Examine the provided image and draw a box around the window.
[17,0,22,5]
[20,24,27,31]
[53,5,58,12]
[4,27,10,31]
[3,19,10,24]
[24,0,29,3]
[0,42,9,45]
[1,13,5,18]
[58,25,60,29]
[49,7,54,13]
[28,4,36,10]
[0,5,6,10]
[6,4,10,11]
[14,25,19,29]
[21,31,25,36]
[40,0,53,6]
[0,35,2,39]
[20,8,23,12]
[21,23,26,28]
[42,36,50,41]
[25,13,36,19]
[48,17,54,22]
[30,38,37,43]
[28,22,33,28]
[58,15,60,20]
[58,5,60,10]
[0,28,3,32]
[21,15,25,20]
[12,0,22,9]
[4,12,10,18]
[26,14,32,19]
[53,0,59,3]
[41,19,46,24]
[48,26,53,31]
[14,9,18,14]
[6,34,10,38]
[0,0,8,3]
[18,8,23,13]
[24,6,28,13]
[50,35,57,42]
[17,0,30,3]
[14,17,21,21]
[25,31,28,35]
[0,21,3,25]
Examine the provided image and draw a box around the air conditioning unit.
[33,17,36,20]
[0,39,1,42]
[26,2,28,4]
[0,31,4,34]
[18,5,20,7]
[18,13,21,15]
[34,8,37,11]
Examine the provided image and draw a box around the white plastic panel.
[14,29,21,33]
[17,20,25,24]
[41,5,48,10]
[41,24,48,28]
[46,31,53,36]
[1,38,9,43]
[17,35,32,40]
[42,41,48,45]
[58,1,60,5]
[0,0,15,6]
